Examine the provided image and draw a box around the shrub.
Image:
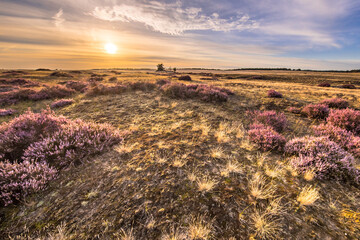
[0,109,16,117]
[88,76,104,82]
[50,99,74,109]
[319,98,349,109]
[285,136,359,182]
[247,110,288,132]
[340,84,356,89]
[128,81,157,91]
[317,82,331,87]
[286,107,301,114]
[267,89,283,98]
[0,160,57,206]
[248,125,286,151]
[108,77,117,82]
[156,63,165,71]
[50,71,73,78]
[313,124,360,158]
[160,83,232,103]
[0,88,36,106]
[178,75,192,81]
[327,108,360,135]
[85,84,128,97]
[28,85,75,101]
[65,81,88,92]
[23,120,123,168]
[0,109,69,162]
[0,78,39,86]
[301,104,329,119]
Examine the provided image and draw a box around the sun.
[104,43,118,54]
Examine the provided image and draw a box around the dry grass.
[220,159,243,177]
[210,147,224,159]
[249,173,276,200]
[188,216,213,240]
[197,176,217,192]
[297,185,321,206]
[251,211,281,240]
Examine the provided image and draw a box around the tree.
[157,63,165,71]
[173,67,177,72]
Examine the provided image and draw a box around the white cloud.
[89,1,258,35]
[53,8,65,27]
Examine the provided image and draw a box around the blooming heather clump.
[85,84,128,97]
[23,120,123,168]
[0,160,57,206]
[50,99,74,109]
[327,108,360,135]
[247,110,288,132]
[0,88,36,106]
[0,109,124,205]
[0,109,16,116]
[178,75,192,81]
[267,89,283,98]
[317,82,331,87]
[65,81,88,93]
[313,124,360,158]
[319,98,349,109]
[285,136,359,182]
[301,104,329,119]
[28,85,75,101]
[248,124,286,151]
[0,109,69,162]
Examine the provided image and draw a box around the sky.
[1,0,360,70]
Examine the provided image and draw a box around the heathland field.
[1,69,360,239]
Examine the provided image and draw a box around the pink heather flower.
[247,110,288,132]
[267,89,283,98]
[286,107,301,114]
[248,125,286,151]
[319,98,349,109]
[0,160,57,206]
[327,108,360,136]
[285,136,359,183]
[301,104,329,119]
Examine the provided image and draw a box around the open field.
[1,69,360,239]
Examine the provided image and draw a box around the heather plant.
[317,82,331,87]
[23,120,123,168]
[267,89,283,98]
[178,75,192,81]
[28,85,75,101]
[0,109,69,162]
[0,160,57,206]
[319,98,349,109]
[327,108,360,135]
[301,104,329,119]
[313,124,360,158]
[50,71,73,78]
[50,99,74,109]
[285,136,359,183]
[248,125,286,151]
[340,84,356,89]
[0,109,16,116]
[65,81,88,92]
[0,78,39,87]
[0,88,37,106]
[247,110,288,132]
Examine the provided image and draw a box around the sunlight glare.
[104,43,118,54]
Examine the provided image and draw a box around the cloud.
[53,8,65,27]
[89,1,258,35]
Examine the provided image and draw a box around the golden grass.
[197,176,217,192]
[251,211,281,240]
[210,147,224,159]
[249,173,276,200]
[188,216,213,240]
[297,185,320,206]
[220,159,243,177]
